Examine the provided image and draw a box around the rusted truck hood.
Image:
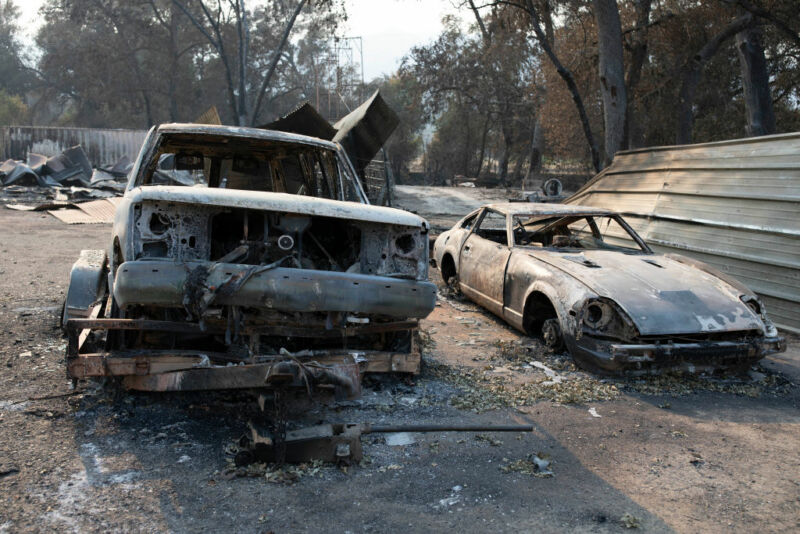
[126,186,428,229]
[529,250,763,335]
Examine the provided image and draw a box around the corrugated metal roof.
[567,132,800,334]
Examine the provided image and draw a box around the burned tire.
[440,254,460,293]
[541,318,564,352]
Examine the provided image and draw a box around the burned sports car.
[63,124,436,394]
[432,203,785,373]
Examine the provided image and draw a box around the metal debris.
[0,145,131,204]
[235,422,533,465]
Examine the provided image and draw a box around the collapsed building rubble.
[0,144,133,213]
[263,90,399,205]
[0,144,131,192]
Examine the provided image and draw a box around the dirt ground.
[1,206,799,534]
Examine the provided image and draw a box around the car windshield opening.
[512,214,646,252]
[137,133,362,201]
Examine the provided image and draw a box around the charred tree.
[251,0,306,125]
[523,0,601,172]
[735,25,776,137]
[676,13,754,144]
[593,0,627,166]
[624,0,652,149]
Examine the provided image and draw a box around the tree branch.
[676,13,754,144]
[250,0,307,125]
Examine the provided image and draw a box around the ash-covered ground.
[1,205,799,533]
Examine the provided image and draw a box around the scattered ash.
[491,339,577,372]
[620,366,795,398]
[423,356,619,413]
[484,338,795,399]
[220,453,331,484]
[436,286,483,313]
[499,452,553,478]
[425,335,795,413]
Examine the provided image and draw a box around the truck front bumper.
[113,260,437,318]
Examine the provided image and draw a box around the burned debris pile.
[0,144,132,207]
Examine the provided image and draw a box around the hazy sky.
[16,0,464,81]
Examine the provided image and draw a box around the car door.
[458,209,512,317]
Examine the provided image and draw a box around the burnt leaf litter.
[422,292,796,414]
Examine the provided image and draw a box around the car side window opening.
[461,212,479,230]
[474,210,508,245]
[513,214,645,252]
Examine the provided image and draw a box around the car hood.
[527,249,763,335]
[126,186,428,229]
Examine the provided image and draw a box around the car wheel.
[542,318,564,352]
[444,271,459,290]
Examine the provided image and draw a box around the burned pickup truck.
[63,124,436,395]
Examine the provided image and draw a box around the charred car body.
[433,203,785,374]
[63,124,436,394]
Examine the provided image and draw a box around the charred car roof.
[154,123,343,151]
[482,202,615,217]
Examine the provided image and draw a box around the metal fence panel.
[567,132,800,333]
[0,126,148,166]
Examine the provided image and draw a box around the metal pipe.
[362,424,533,434]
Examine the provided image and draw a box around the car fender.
[63,249,108,329]
[504,252,596,335]
[434,228,469,275]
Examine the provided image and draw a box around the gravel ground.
[0,207,799,533]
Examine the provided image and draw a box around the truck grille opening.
[209,209,361,270]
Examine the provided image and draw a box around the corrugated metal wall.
[0,126,147,166]
[567,132,800,334]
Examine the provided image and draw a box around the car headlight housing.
[741,295,778,336]
[580,297,638,340]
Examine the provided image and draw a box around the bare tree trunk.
[468,0,490,45]
[235,0,249,126]
[511,149,525,185]
[593,0,627,166]
[172,0,242,123]
[524,117,544,189]
[624,0,652,149]
[250,0,307,125]
[462,109,473,176]
[677,13,753,144]
[475,117,490,177]
[524,0,601,172]
[168,3,179,121]
[498,118,513,186]
[736,25,776,137]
